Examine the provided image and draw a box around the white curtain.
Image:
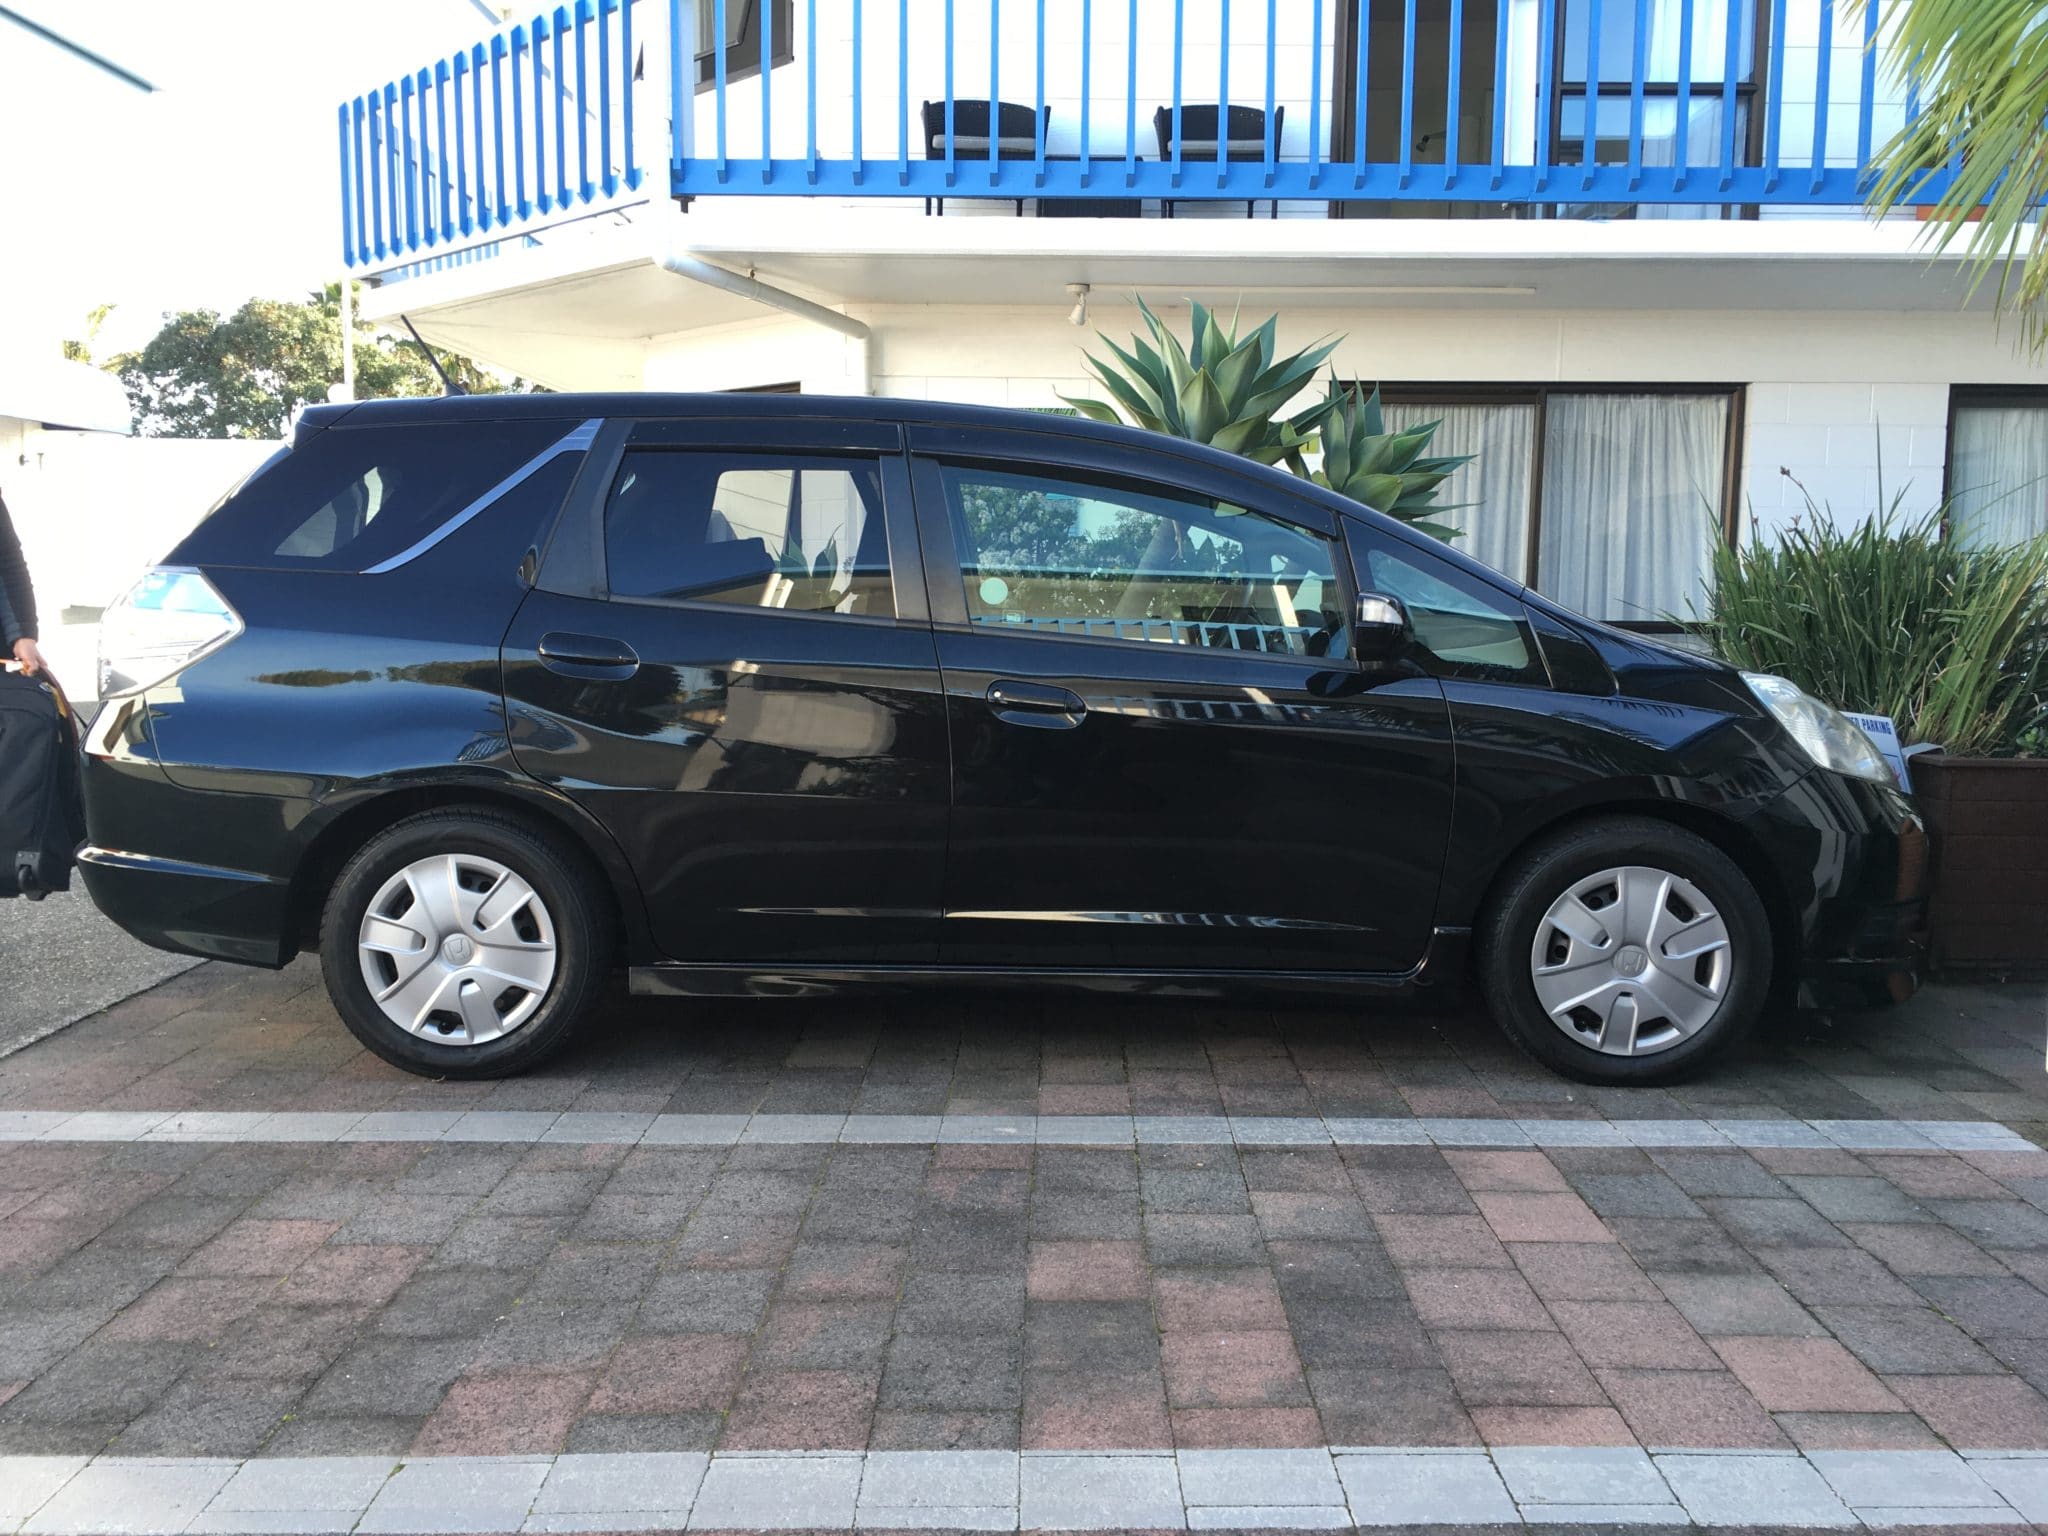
[1383,401,1536,583]
[1950,406,2048,548]
[1537,393,1730,622]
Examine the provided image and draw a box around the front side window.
[604,450,893,617]
[938,463,1351,661]
[1359,535,1547,686]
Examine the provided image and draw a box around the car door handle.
[986,679,1087,729]
[537,632,640,681]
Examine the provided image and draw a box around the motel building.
[343,0,2043,629]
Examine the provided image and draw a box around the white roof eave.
[0,355,133,435]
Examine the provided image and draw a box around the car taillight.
[98,567,244,700]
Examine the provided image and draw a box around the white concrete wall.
[640,296,2044,549]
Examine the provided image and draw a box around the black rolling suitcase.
[0,666,85,900]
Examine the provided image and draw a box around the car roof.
[304,391,1527,598]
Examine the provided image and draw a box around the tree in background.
[61,304,114,365]
[111,285,517,439]
[1860,1,2048,348]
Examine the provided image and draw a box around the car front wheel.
[320,808,613,1078]
[1477,816,1773,1085]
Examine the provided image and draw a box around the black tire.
[319,808,614,1079]
[1476,815,1773,1086]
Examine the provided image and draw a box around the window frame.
[694,0,795,92]
[905,426,1360,673]
[1373,381,1746,630]
[1943,384,2048,538]
[586,429,922,630]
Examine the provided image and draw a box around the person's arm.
[0,491,45,674]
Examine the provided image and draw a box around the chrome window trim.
[361,417,603,574]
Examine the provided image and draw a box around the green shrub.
[1693,489,2048,758]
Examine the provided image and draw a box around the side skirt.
[629,928,1473,1002]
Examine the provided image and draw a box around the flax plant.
[1693,489,2048,758]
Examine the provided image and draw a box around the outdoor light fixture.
[1067,284,1091,326]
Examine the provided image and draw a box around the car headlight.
[1742,672,1895,786]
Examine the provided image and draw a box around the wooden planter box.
[1913,755,2048,970]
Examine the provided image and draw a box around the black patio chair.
[1152,103,1285,218]
[921,99,1051,215]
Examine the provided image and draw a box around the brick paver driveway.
[2,960,2046,1530]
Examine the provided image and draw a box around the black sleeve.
[0,491,38,646]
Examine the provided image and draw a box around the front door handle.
[986,679,1087,730]
[537,631,640,681]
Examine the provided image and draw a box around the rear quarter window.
[171,420,573,572]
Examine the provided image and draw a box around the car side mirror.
[1354,591,1412,664]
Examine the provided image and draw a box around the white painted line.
[0,1109,2033,1153]
[2,1447,2042,1532]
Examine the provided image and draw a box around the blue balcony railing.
[341,1,1937,277]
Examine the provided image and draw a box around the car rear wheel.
[1477,816,1772,1085]
[320,809,612,1078]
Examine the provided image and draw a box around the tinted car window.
[174,420,571,572]
[1360,534,1547,686]
[604,451,893,617]
[938,463,1350,660]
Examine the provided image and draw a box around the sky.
[1,0,504,359]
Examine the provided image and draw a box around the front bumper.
[1754,769,1930,1011]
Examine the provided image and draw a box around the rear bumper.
[76,846,293,967]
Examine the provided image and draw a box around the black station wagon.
[78,394,1927,1084]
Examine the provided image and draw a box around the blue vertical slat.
[492,33,512,217]
[1352,0,1368,187]
[665,1,683,185]
[619,0,637,191]
[1398,0,1416,189]
[1718,0,1740,188]
[1534,0,1557,190]
[554,8,573,205]
[400,72,419,253]
[712,0,727,182]
[899,0,910,184]
[1855,0,1877,181]
[1034,0,1047,186]
[1308,0,1325,188]
[1171,0,1184,188]
[1262,0,1278,188]
[1627,0,1649,187]
[1124,0,1138,186]
[470,44,489,225]
[575,0,592,201]
[942,0,955,186]
[339,104,358,268]
[534,13,552,213]
[1581,0,1601,187]
[988,0,1000,186]
[600,0,617,196]
[352,97,370,259]
[453,53,471,236]
[1217,0,1230,188]
[1673,0,1695,188]
[369,91,386,259]
[434,60,452,242]
[1444,0,1463,187]
[760,0,772,183]
[384,83,402,253]
[1811,0,1834,192]
[1490,0,1510,185]
[1080,0,1093,185]
[851,0,863,183]
[806,0,818,182]
[514,24,532,218]
[1763,0,1785,189]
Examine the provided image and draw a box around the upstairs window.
[695,0,793,90]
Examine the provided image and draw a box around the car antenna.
[398,315,468,396]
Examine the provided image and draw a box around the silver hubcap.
[357,854,557,1046]
[1529,864,1733,1057]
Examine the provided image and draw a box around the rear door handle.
[537,631,640,681]
[986,679,1087,729]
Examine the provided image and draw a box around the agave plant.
[1063,298,1336,469]
[1298,380,1470,542]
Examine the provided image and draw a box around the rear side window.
[603,450,893,617]
[173,420,571,572]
